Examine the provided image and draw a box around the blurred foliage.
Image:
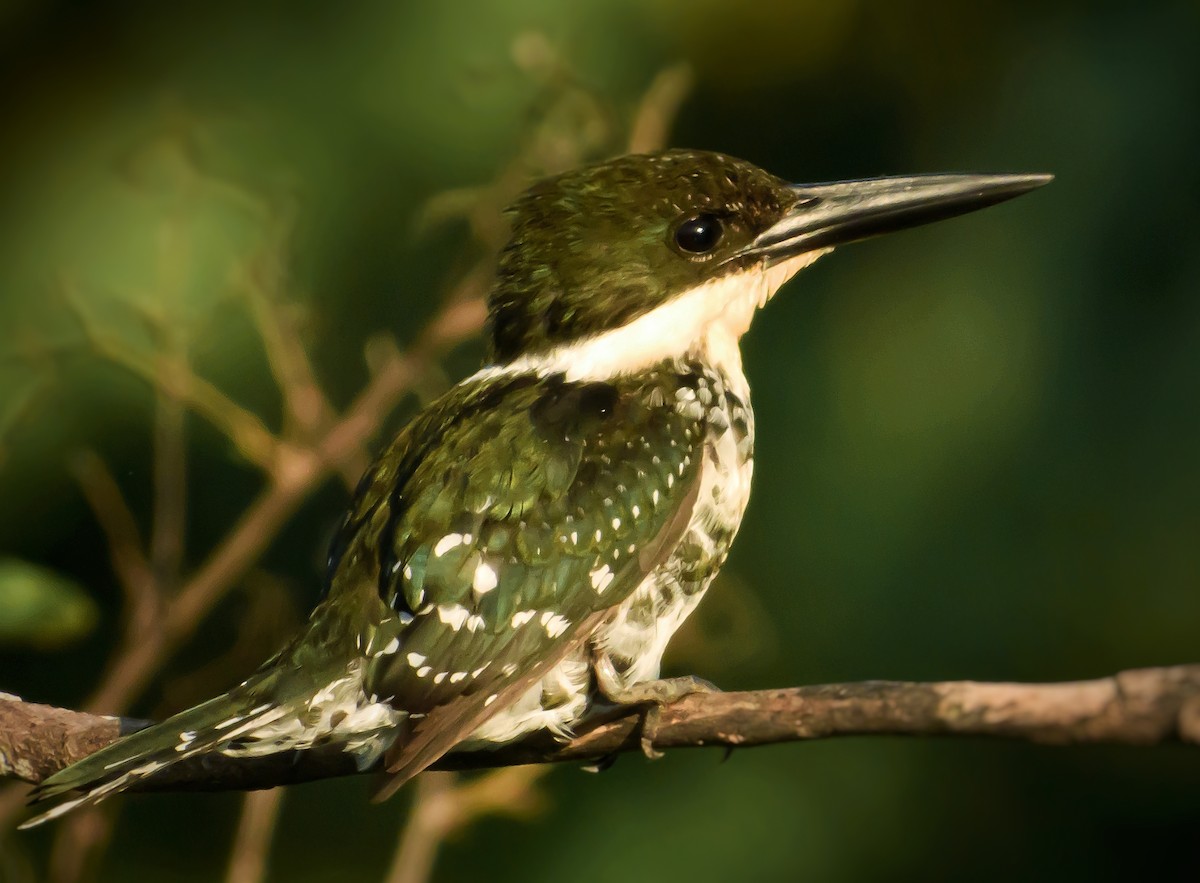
[0,559,97,649]
[1,0,1199,881]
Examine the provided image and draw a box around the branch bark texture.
[2,665,1198,796]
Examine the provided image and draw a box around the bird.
[21,149,1050,827]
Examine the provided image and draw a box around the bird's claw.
[590,648,721,761]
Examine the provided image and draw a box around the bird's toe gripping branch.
[591,652,719,759]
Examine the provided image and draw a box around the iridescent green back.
[324,364,706,778]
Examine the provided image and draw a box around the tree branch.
[3,665,1198,799]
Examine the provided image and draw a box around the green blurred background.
[2,0,1198,879]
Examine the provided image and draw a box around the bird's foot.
[591,653,719,759]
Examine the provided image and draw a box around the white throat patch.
[479,248,830,384]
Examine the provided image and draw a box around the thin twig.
[64,289,281,471]
[69,452,159,629]
[159,570,299,714]
[384,768,545,883]
[46,807,113,883]
[224,789,285,883]
[149,218,191,594]
[385,773,455,883]
[627,63,694,155]
[237,213,339,441]
[82,469,312,716]
[150,341,188,594]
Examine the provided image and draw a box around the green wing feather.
[22,367,706,826]
[326,368,706,793]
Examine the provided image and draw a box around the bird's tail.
[20,684,297,829]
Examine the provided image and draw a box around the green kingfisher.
[22,150,1049,826]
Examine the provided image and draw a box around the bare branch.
[148,218,192,594]
[82,471,314,715]
[3,666,1198,805]
[63,288,281,471]
[150,332,188,593]
[627,63,694,155]
[235,212,340,444]
[69,452,158,624]
[224,789,285,883]
[385,774,454,883]
[244,280,329,438]
[384,768,545,883]
[46,807,113,883]
[0,696,120,786]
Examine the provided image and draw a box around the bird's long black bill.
[748,172,1052,263]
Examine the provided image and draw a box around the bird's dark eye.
[673,214,724,255]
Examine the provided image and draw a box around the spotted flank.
[317,359,730,791]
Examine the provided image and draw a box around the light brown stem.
[224,789,285,883]
[384,768,545,883]
[3,665,1197,800]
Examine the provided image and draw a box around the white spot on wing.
[590,565,614,594]
[433,533,464,557]
[406,651,426,667]
[438,604,470,631]
[472,561,498,595]
[539,611,570,638]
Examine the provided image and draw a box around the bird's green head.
[487,149,1050,366]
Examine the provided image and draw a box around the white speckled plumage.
[458,254,811,744]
